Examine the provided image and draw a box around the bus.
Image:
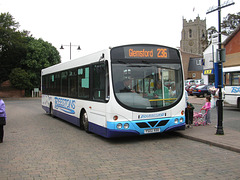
[223,66,240,108]
[41,44,186,138]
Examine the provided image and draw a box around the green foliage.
[22,38,61,88]
[207,12,240,39]
[0,12,19,30]
[222,12,240,35]
[9,68,32,89]
[0,13,29,82]
[207,26,218,39]
[0,12,61,92]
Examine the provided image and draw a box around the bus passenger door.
[88,61,109,136]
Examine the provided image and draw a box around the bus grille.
[136,120,169,129]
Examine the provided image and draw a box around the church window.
[202,30,205,38]
[189,29,192,38]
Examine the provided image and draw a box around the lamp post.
[206,0,235,135]
[60,42,81,60]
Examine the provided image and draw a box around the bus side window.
[61,71,68,97]
[78,67,90,99]
[68,69,77,98]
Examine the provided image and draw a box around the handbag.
[0,117,6,125]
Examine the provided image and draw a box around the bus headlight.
[180,118,184,123]
[117,123,122,129]
[174,118,178,124]
[124,123,129,129]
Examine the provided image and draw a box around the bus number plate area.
[144,128,160,134]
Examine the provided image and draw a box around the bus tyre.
[82,111,89,133]
[50,103,55,117]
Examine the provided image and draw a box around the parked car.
[185,85,191,93]
[188,85,197,96]
[185,79,195,86]
[194,79,204,85]
[208,86,217,95]
[192,85,211,97]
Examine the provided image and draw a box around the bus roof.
[223,66,240,73]
[42,49,110,75]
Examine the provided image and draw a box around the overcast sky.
[1,0,239,62]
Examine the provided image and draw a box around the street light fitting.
[60,42,81,60]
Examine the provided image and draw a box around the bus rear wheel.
[82,111,89,132]
[50,103,55,117]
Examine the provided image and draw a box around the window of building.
[189,29,192,38]
[196,59,202,65]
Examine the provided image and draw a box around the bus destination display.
[124,46,169,59]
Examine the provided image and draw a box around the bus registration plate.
[144,128,160,134]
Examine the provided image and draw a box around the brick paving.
[182,96,240,153]
[0,99,240,179]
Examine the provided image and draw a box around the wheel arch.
[237,97,240,109]
[79,108,87,129]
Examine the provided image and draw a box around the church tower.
[180,16,208,55]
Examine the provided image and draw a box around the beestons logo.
[55,97,76,114]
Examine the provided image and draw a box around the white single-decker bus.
[42,44,186,138]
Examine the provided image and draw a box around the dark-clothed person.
[0,99,7,143]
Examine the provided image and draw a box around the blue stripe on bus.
[42,105,49,114]
[89,122,139,138]
[164,124,186,131]
[106,117,185,137]
[42,105,79,126]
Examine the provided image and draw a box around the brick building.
[0,80,25,98]
[223,24,240,68]
[180,51,202,80]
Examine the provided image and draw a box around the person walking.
[0,99,7,143]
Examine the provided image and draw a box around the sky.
[1,0,239,62]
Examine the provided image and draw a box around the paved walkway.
[175,96,240,153]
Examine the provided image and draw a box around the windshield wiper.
[142,60,150,64]
[117,60,127,64]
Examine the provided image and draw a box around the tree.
[207,12,240,40]
[222,12,240,35]
[207,26,218,40]
[0,12,19,30]
[0,13,29,83]
[9,68,32,89]
[21,38,61,89]
[0,12,61,95]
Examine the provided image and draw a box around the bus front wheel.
[82,111,89,133]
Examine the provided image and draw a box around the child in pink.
[201,96,211,125]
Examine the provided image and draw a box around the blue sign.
[203,69,213,75]
[214,63,223,88]
[55,97,76,114]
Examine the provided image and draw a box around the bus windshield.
[112,62,183,111]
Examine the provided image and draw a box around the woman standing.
[0,99,7,143]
